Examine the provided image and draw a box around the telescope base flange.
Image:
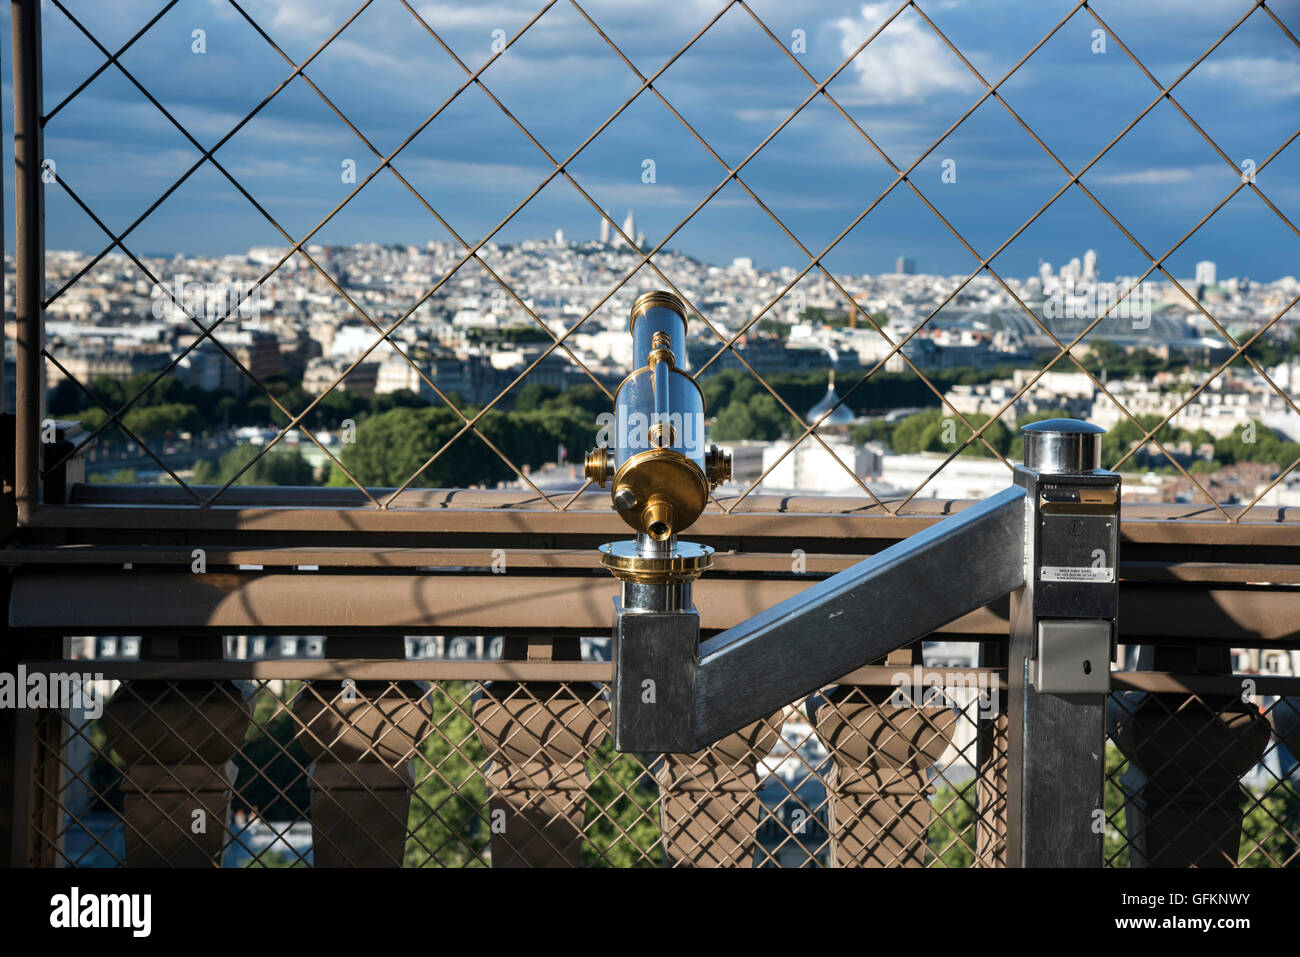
[598,539,713,585]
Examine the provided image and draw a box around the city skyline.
[30,224,1293,288]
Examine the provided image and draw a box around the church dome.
[807,372,854,427]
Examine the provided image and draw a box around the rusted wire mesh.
[1105,684,1300,868]
[25,669,1004,868]
[22,657,1299,868]
[26,0,1300,521]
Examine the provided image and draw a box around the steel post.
[1006,420,1119,867]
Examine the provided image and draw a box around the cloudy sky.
[3,0,1298,279]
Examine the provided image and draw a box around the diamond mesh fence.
[1105,675,1300,868]
[23,663,1002,867]
[16,648,1300,868]
[16,0,1300,521]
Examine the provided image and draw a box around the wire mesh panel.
[14,0,1300,523]
[1105,679,1300,868]
[23,666,1015,868]
[20,649,1300,868]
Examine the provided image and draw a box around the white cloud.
[1092,168,1195,186]
[413,2,559,31]
[1090,164,1227,186]
[263,0,364,36]
[832,3,980,105]
[1199,56,1300,98]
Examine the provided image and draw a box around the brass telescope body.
[585,291,730,542]
[585,291,730,587]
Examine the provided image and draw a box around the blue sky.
[4,0,1299,280]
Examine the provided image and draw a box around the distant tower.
[1062,257,1082,288]
[896,255,916,275]
[621,209,636,248]
[1039,261,1053,286]
[1195,260,1217,288]
[1083,249,1097,283]
[599,212,610,245]
[554,228,565,245]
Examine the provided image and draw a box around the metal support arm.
[613,486,1027,752]
[695,486,1027,744]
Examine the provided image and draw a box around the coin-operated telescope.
[587,300,1123,866]
[585,290,730,613]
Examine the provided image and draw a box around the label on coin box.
[1040,565,1115,583]
[1038,513,1115,584]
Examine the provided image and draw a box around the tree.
[404,682,491,867]
[1238,782,1299,868]
[122,402,203,438]
[231,682,311,824]
[929,782,976,867]
[335,406,476,488]
[889,408,1011,459]
[88,468,139,485]
[1104,743,1131,867]
[369,389,430,416]
[582,743,662,867]
[334,403,598,489]
[193,444,318,487]
[1215,421,1300,470]
[513,381,562,412]
[890,408,941,454]
[1100,414,1170,470]
[711,402,758,442]
[850,419,891,446]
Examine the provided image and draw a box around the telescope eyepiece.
[642,501,675,542]
[630,290,686,329]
